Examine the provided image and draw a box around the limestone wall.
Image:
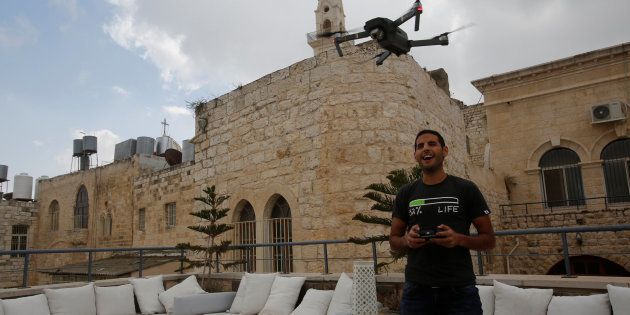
[189,41,472,272]
[0,200,37,288]
[462,103,488,168]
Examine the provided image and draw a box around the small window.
[138,208,146,231]
[49,200,59,231]
[166,203,176,227]
[11,225,28,258]
[74,185,89,229]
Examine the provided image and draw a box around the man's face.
[414,133,448,172]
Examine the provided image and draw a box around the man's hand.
[405,224,429,249]
[431,224,462,248]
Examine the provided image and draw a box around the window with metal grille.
[269,196,292,273]
[165,203,176,227]
[74,185,89,229]
[11,225,28,258]
[601,139,630,203]
[539,148,585,208]
[49,200,59,231]
[138,208,146,231]
[236,202,256,272]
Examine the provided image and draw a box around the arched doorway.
[601,138,630,203]
[547,255,630,276]
[235,201,256,272]
[539,148,585,207]
[266,195,293,273]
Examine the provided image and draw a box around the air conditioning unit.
[590,101,627,124]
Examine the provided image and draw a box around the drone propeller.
[441,23,476,36]
[307,26,365,40]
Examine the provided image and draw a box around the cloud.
[0,16,38,48]
[32,140,44,147]
[162,105,191,117]
[103,0,205,92]
[112,85,130,96]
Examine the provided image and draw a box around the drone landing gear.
[375,51,392,66]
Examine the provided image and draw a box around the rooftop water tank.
[155,136,181,157]
[73,139,84,157]
[34,175,49,201]
[136,136,155,155]
[0,165,8,182]
[13,173,33,201]
[182,140,194,163]
[114,139,137,161]
[82,136,97,154]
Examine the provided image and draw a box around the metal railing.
[499,195,630,215]
[1,224,630,288]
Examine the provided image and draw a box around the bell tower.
[308,0,347,55]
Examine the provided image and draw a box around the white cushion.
[493,280,552,315]
[44,283,96,315]
[291,289,334,315]
[130,275,166,314]
[95,284,136,315]
[239,273,278,315]
[158,275,205,313]
[1,294,50,315]
[547,294,610,315]
[476,285,494,315]
[327,273,354,315]
[259,276,306,315]
[227,274,249,314]
[0,299,3,315]
[607,284,630,315]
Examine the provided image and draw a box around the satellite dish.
[164,149,182,166]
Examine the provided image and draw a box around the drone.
[325,1,454,65]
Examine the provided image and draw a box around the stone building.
[472,42,630,275]
[14,0,630,288]
[23,0,506,284]
[0,200,37,288]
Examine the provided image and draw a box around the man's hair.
[415,129,446,147]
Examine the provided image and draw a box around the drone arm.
[333,31,370,57]
[394,1,423,27]
[375,51,392,66]
[408,33,449,48]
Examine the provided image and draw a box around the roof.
[38,255,179,277]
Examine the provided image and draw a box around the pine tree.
[177,185,239,288]
[348,165,422,272]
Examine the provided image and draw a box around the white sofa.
[477,280,630,315]
[0,273,356,315]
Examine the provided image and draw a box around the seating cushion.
[259,276,306,315]
[130,275,166,314]
[327,273,354,315]
[95,284,136,315]
[0,294,50,315]
[172,292,236,315]
[607,284,630,315]
[158,275,205,313]
[44,283,96,315]
[239,273,278,315]
[547,294,610,315]
[493,280,553,315]
[476,285,494,315]
[290,289,334,315]
[227,274,249,314]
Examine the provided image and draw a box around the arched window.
[601,138,630,203]
[323,19,332,34]
[74,185,89,229]
[547,255,630,276]
[539,148,585,208]
[269,196,293,273]
[49,200,59,231]
[236,202,256,272]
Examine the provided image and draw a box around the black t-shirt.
[392,175,491,287]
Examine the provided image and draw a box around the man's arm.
[390,217,429,251]
[432,215,496,250]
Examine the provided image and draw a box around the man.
[390,129,496,315]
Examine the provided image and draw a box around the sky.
[1,0,629,195]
